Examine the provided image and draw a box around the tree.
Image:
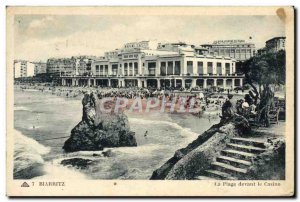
[241,50,285,127]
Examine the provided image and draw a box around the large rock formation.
[245,137,285,180]
[150,115,251,180]
[63,93,137,152]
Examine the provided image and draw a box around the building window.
[112,64,118,75]
[128,63,133,75]
[105,65,108,75]
[225,63,230,75]
[174,61,181,75]
[124,63,128,76]
[134,62,138,75]
[207,62,213,75]
[100,65,103,75]
[187,61,193,75]
[197,62,203,74]
[167,61,173,75]
[160,62,166,76]
[217,62,222,74]
[148,62,156,76]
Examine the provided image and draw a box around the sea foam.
[14,129,86,179]
[13,130,50,179]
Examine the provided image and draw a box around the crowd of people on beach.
[16,83,245,120]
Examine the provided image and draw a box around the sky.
[13,15,285,62]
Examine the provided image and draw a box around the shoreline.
[13,84,285,180]
[13,89,220,179]
[14,84,226,118]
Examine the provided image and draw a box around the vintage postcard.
[6,6,294,197]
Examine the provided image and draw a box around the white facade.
[27,62,35,77]
[14,61,35,78]
[61,40,244,89]
[14,62,21,78]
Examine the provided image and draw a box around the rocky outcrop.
[63,93,137,152]
[245,137,285,180]
[61,158,93,169]
[150,114,250,180]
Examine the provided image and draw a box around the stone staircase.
[195,137,266,180]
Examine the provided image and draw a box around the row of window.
[214,44,253,48]
[94,60,233,75]
[186,61,232,75]
[95,65,108,74]
[124,62,138,68]
[123,54,139,59]
[160,61,181,76]
[215,49,253,53]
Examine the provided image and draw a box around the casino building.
[61,41,244,89]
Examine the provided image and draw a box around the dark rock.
[102,149,114,157]
[221,114,251,134]
[14,164,45,179]
[61,158,93,169]
[245,137,285,180]
[63,93,137,152]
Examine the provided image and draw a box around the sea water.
[13,89,219,179]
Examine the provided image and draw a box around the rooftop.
[266,36,286,43]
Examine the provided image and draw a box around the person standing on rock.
[82,92,96,126]
[90,92,97,108]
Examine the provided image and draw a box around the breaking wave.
[33,162,87,180]
[13,130,86,180]
[13,130,50,179]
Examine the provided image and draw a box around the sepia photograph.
[6,6,294,197]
